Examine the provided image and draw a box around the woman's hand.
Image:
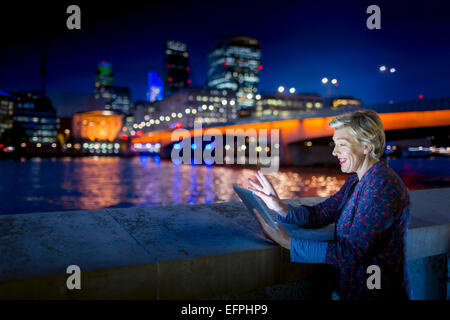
[252,209,291,250]
[248,170,289,216]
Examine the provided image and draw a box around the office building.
[0,91,14,141]
[94,61,115,104]
[110,86,132,115]
[132,87,237,132]
[93,61,132,115]
[164,40,190,96]
[122,100,159,138]
[254,92,324,118]
[133,100,159,124]
[11,91,58,148]
[208,37,262,117]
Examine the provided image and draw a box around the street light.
[322,76,338,97]
[289,87,296,93]
[378,65,396,103]
[278,86,285,93]
[379,65,396,73]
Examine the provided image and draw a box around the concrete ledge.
[0,188,449,299]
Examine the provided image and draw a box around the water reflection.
[61,157,125,210]
[139,155,149,168]
[187,165,197,204]
[204,166,215,204]
[0,157,447,215]
[172,163,183,205]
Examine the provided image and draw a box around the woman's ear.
[363,144,372,155]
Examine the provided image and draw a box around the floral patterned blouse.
[279,161,412,300]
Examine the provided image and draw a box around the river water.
[0,156,449,215]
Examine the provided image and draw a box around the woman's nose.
[332,145,338,156]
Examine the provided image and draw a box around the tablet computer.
[233,185,279,230]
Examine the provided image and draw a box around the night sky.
[0,0,449,116]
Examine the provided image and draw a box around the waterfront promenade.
[0,188,449,300]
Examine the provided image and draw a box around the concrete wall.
[0,188,449,300]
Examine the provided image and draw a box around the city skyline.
[0,0,449,117]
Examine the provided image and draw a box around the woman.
[249,110,412,300]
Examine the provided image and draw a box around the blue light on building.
[147,72,164,102]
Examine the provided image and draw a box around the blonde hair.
[328,110,385,159]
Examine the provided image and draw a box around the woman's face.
[332,127,367,174]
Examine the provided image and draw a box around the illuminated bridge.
[131,101,450,166]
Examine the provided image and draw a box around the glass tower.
[12,92,58,147]
[94,61,115,104]
[207,37,261,117]
[164,40,190,97]
[93,61,131,115]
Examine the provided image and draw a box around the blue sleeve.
[276,204,311,225]
[278,174,358,227]
[290,238,329,263]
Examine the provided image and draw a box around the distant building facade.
[1,91,59,149]
[123,100,159,138]
[164,40,190,97]
[94,61,115,103]
[133,87,237,132]
[0,91,14,141]
[254,92,324,118]
[329,96,362,108]
[133,100,159,124]
[110,86,132,115]
[72,110,123,154]
[93,61,132,115]
[208,37,262,117]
